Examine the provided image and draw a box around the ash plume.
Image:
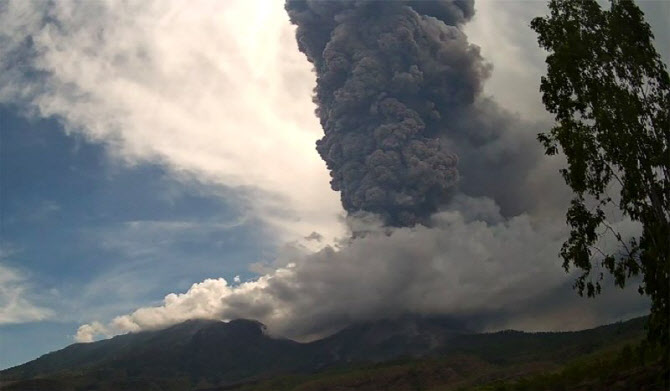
[286,0,500,226]
[0,0,651,347]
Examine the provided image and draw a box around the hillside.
[1,316,663,391]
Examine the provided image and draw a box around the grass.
[224,338,668,391]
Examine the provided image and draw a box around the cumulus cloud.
[0,0,345,244]
[75,197,646,342]
[284,0,564,225]
[0,263,53,324]
[1,0,653,343]
[73,321,110,344]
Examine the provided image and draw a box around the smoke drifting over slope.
[285,0,539,225]
[75,200,648,343]
[1,0,649,345]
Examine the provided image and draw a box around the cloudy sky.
[1,0,668,370]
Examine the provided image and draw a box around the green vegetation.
[225,336,667,391]
[1,317,661,391]
[3,343,665,391]
[530,0,669,351]
[464,342,667,391]
[218,317,662,391]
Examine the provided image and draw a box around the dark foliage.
[530,0,669,353]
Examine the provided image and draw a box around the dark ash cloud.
[286,0,545,226]
[84,198,647,342]
[70,0,649,343]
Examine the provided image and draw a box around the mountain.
[310,315,469,365]
[0,319,307,386]
[0,316,652,391]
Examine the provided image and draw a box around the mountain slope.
[0,316,650,391]
[1,319,307,384]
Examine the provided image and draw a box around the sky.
[1,0,668,370]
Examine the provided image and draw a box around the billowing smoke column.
[286,0,490,226]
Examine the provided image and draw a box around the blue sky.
[1,0,667,370]
[0,0,345,368]
[0,107,274,368]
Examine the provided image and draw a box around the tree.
[530,0,669,353]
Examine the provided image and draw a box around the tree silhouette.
[531,0,669,352]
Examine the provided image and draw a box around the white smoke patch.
[0,0,345,245]
[0,263,53,324]
[75,198,647,342]
[74,321,109,343]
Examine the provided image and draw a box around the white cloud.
[0,0,345,245]
[75,199,646,342]
[97,218,253,258]
[74,321,109,343]
[463,1,549,121]
[2,1,655,344]
[0,263,53,324]
[463,1,670,121]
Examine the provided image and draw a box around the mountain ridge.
[0,315,649,391]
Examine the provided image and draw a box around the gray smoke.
[286,0,540,226]
[86,199,648,342]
